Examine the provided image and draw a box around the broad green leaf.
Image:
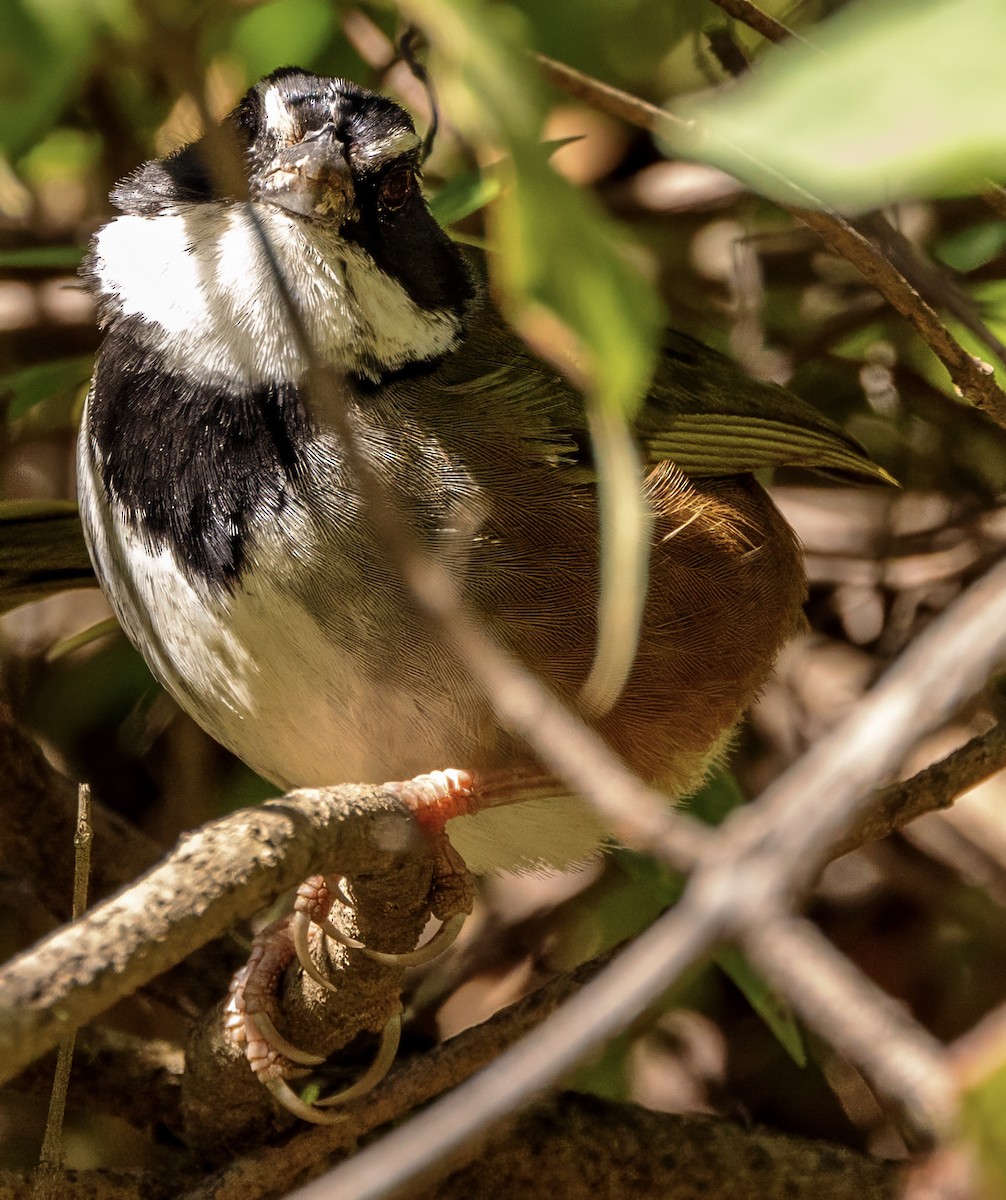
[398,0,665,713]
[688,767,746,827]
[669,0,1006,211]
[0,245,86,270]
[566,1030,633,1101]
[935,222,1006,274]
[231,0,337,83]
[0,0,96,159]
[427,142,578,229]
[1,355,92,419]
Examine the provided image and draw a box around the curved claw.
[361,912,466,967]
[265,1011,403,1123]
[313,1010,402,1106]
[248,1011,326,1067]
[294,905,467,979]
[266,1077,344,1125]
[292,909,341,993]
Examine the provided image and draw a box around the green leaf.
[0,0,96,159]
[0,245,86,270]
[231,0,336,83]
[46,617,120,662]
[428,167,502,226]
[715,946,807,1067]
[688,768,746,827]
[961,1064,1006,1197]
[566,1031,634,1101]
[1,355,92,419]
[935,221,1006,274]
[400,0,665,714]
[0,499,94,613]
[669,0,1006,211]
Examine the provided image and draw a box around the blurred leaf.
[0,499,94,613]
[715,947,806,1067]
[688,767,746,826]
[0,0,96,159]
[428,140,582,229]
[961,1064,1006,1197]
[566,1030,634,1101]
[401,0,665,714]
[231,0,337,82]
[0,245,86,269]
[670,0,1006,210]
[428,167,502,226]
[46,616,119,662]
[1,354,92,419]
[935,222,1006,274]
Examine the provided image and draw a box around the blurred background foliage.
[5,0,1006,1186]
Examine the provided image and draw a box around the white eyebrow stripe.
[350,128,422,166]
[260,83,302,142]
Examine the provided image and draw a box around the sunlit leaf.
[428,167,502,226]
[1,354,92,419]
[0,0,96,159]
[961,1064,1006,1197]
[398,0,665,713]
[231,0,337,83]
[0,245,86,270]
[669,0,1006,211]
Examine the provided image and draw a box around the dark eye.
[378,168,414,211]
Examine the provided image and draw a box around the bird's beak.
[256,124,354,220]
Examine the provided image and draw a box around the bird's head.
[93,69,475,383]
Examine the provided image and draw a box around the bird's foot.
[225,767,477,1122]
[223,904,404,1124]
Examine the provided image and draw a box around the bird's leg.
[288,769,476,983]
[384,767,478,922]
[225,768,478,1121]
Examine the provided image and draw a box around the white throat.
[89,202,463,386]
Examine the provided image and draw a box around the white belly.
[77,426,616,873]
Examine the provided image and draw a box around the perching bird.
[78,69,884,884]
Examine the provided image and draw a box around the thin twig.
[32,784,93,1200]
[534,53,1006,425]
[719,555,1006,893]
[834,721,1006,857]
[0,783,430,1083]
[535,52,682,135]
[280,896,721,1200]
[298,551,1006,1199]
[791,208,1006,426]
[705,0,801,45]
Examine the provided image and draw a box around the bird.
[76,66,887,1111]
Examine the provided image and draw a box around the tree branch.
[292,553,1006,1200]
[0,784,425,1083]
[426,1092,899,1200]
[535,51,1006,425]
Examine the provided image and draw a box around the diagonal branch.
[0,783,425,1083]
[289,551,1006,1200]
[535,51,1006,426]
